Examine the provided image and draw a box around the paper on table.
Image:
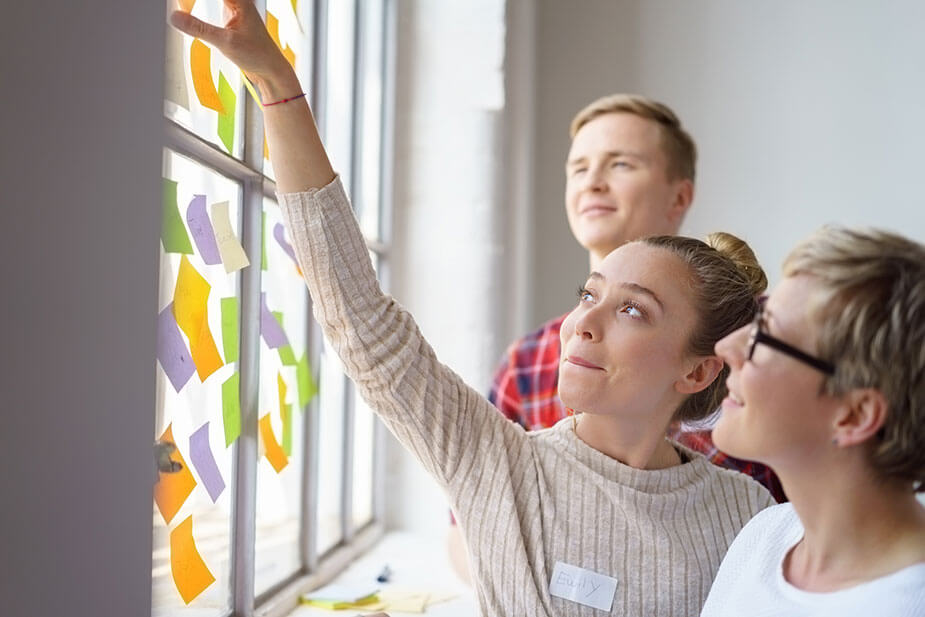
[221,372,241,447]
[157,303,195,392]
[154,424,197,525]
[259,414,288,472]
[189,422,225,502]
[211,201,249,273]
[190,38,225,113]
[186,194,221,265]
[170,515,216,604]
[162,179,194,254]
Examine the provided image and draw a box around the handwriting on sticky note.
[186,194,221,264]
[211,201,250,273]
[170,515,216,604]
[157,303,195,392]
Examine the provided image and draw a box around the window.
[152,1,392,615]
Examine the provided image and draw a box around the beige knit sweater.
[279,177,774,616]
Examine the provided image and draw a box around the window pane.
[263,0,315,180]
[152,150,243,616]
[165,4,245,159]
[355,0,385,239]
[254,198,311,596]
[316,340,346,554]
[323,0,357,196]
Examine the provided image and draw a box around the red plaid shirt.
[488,313,786,503]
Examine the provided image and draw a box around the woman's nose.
[716,323,750,367]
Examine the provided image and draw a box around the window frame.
[157,0,395,614]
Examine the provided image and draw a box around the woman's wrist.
[251,64,302,107]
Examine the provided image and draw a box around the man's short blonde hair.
[783,227,925,491]
[569,94,697,182]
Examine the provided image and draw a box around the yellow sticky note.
[259,414,289,472]
[177,0,196,11]
[191,317,224,381]
[170,515,216,604]
[266,12,282,49]
[277,372,288,412]
[154,424,198,525]
[174,255,210,341]
[211,201,250,273]
[190,39,225,113]
[380,591,430,613]
[282,45,296,67]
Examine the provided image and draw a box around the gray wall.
[1,2,163,615]
[530,0,925,326]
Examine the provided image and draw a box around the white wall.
[0,2,163,615]
[531,0,925,324]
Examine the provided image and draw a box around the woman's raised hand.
[169,0,295,99]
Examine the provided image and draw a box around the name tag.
[549,561,618,612]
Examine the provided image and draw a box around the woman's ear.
[675,356,724,395]
[832,388,889,447]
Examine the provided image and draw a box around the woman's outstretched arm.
[170,0,332,193]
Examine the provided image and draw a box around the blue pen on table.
[376,564,392,583]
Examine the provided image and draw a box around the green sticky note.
[161,178,193,254]
[217,72,236,153]
[281,402,292,456]
[261,212,268,271]
[297,352,318,409]
[222,372,242,447]
[278,344,297,366]
[220,297,239,363]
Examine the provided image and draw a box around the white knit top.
[279,177,774,616]
[701,503,925,616]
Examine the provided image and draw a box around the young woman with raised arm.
[170,4,773,614]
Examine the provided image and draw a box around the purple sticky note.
[273,223,299,266]
[189,422,226,503]
[186,194,222,265]
[260,292,289,349]
[157,303,195,392]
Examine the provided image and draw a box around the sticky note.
[189,422,225,502]
[186,194,221,265]
[260,293,288,348]
[261,211,268,271]
[297,352,318,409]
[278,372,288,410]
[170,515,216,604]
[259,414,289,472]
[241,72,262,107]
[217,72,236,153]
[266,12,282,49]
[177,0,196,11]
[273,222,298,265]
[220,297,239,363]
[174,256,223,381]
[165,23,189,109]
[157,303,195,392]
[162,179,194,254]
[190,38,225,113]
[211,201,250,273]
[221,372,242,447]
[154,424,197,525]
[278,344,297,366]
[281,403,292,455]
[282,45,296,67]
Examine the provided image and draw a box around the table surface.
[289,531,477,617]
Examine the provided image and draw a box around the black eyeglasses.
[748,302,836,375]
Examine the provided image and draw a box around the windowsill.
[288,531,476,616]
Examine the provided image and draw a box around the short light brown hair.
[640,232,767,423]
[783,227,925,491]
[570,94,697,182]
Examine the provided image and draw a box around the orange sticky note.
[154,424,198,525]
[177,0,196,11]
[282,45,296,67]
[266,12,282,49]
[190,38,225,113]
[259,414,289,473]
[174,256,224,380]
[170,515,216,604]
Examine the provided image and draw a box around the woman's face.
[558,242,701,420]
[713,274,837,466]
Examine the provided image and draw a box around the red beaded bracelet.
[263,92,307,107]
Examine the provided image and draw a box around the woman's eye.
[612,160,630,169]
[576,286,594,303]
[619,303,644,318]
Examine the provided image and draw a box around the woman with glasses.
[701,228,925,615]
[169,3,776,614]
